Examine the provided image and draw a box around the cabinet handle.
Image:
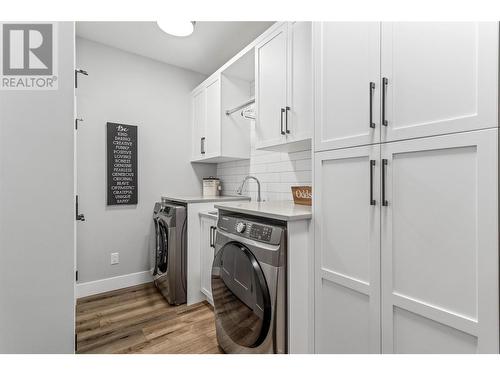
[369,82,375,129]
[201,137,206,154]
[382,158,388,206]
[370,160,376,206]
[210,226,216,248]
[382,77,388,126]
[280,108,286,135]
[285,106,290,134]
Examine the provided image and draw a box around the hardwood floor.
[76,282,223,354]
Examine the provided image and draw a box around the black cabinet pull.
[280,108,286,135]
[382,158,388,206]
[369,82,375,129]
[201,137,206,154]
[209,226,213,247]
[285,106,290,134]
[382,77,388,126]
[370,160,376,206]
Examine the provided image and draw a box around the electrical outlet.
[110,252,119,265]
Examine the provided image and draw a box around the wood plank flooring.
[76,282,223,354]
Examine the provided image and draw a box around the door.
[205,76,221,157]
[381,129,499,353]
[314,145,381,353]
[286,21,313,143]
[156,218,169,276]
[255,23,288,149]
[314,22,381,152]
[200,215,216,303]
[192,87,206,158]
[212,241,273,348]
[381,22,498,143]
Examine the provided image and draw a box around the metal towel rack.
[225,97,255,116]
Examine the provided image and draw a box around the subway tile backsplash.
[216,122,312,201]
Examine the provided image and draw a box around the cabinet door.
[200,216,216,304]
[314,22,381,152]
[381,22,498,142]
[286,21,313,143]
[314,145,381,353]
[381,129,499,353]
[192,87,206,158]
[255,23,288,149]
[205,77,221,157]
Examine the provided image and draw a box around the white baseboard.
[76,270,153,299]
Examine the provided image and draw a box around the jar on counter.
[202,177,221,197]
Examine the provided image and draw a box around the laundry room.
[72,20,314,354]
[2,1,500,373]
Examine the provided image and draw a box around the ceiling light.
[157,21,195,37]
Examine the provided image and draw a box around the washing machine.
[152,201,187,305]
[211,210,287,354]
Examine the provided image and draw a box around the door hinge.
[75,68,88,88]
[76,195,85,222]
[75,118,84,130]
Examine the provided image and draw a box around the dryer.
[211,211,287,354]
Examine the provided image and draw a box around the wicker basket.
[291,186,312,206]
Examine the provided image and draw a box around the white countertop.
[199,210,218,219]
[161,195,251,204]
[214,200,312,222]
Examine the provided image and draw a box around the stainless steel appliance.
[152,202,187,305]
[212,211,287,353]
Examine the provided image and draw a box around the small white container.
[203,177,221,197]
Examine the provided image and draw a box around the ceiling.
[76,21,274,76]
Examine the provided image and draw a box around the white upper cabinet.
[287,21,314,145]
[255,23,289,149]
[256,22,313,152]
[381,22,499,142]
[204,77,221,157]
[314,22,381,152]
[192,87,206,159]
[191,53,253,163]
[314,22,499,152]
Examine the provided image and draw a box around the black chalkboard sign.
[107,122,138,205]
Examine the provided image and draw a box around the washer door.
[153,218,160,276]
[211,241,272,348]
[157,220,169,274]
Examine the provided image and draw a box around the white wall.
[0,22,75,353]
[217,121,312,201]
[75,38,215,285]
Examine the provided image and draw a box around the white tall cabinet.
[313,22,499,354]
[314,145,381,353]
[380,130,498,353]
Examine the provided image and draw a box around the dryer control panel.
[249,224,273,242]
[218,212,285,245]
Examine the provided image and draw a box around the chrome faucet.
[236,176,262,202]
